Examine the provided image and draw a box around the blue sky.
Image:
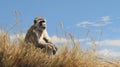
[0,0,120,58]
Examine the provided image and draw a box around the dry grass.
[0,29,120,67]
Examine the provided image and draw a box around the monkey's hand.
[48,43,57,55]
[53,45,57,55]
[47,42,57,50]
[42,43,57,55]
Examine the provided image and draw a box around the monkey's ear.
[34,20,37,24]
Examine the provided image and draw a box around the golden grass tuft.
[0,29,120,67]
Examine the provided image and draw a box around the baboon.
[24,17,57,55]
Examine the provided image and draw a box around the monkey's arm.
[43,29,52,44]
[35,40,47,48]
[32,29,48,48]
[43,29,58,52]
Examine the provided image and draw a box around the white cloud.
[76,16,111,27]
[51,35,86,44]
[76,21,92,26]
[10,33,25,40]
[100,40,120,46]
[97,49,120,58]
[87,39,120,46]
[101,16,110,22]
[51,35,70,43]
[76,21,106,27]
[101,16,111,24]
[76,21,94,27]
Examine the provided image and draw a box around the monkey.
[24,17,57,55]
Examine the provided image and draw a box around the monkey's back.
[24,25,38,45]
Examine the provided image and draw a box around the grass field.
[0,29,120,67]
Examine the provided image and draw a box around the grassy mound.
[0,30,119,67]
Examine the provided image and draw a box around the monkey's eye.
[39,23,42,26]
[40,21,45,23]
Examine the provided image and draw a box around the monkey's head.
[34,17,46,31]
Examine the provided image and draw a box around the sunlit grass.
[0,29,119,67]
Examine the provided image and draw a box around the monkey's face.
[34,18,47,31]
[38,20,46,30]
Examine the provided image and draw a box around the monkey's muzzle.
[42,23,46,29]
